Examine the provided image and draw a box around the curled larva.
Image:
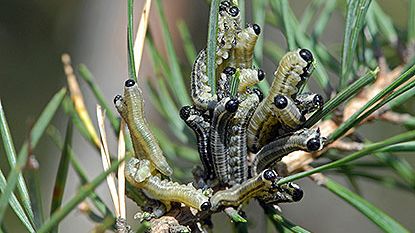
[114,79,173,177]
[238,68,265,93]
[228,92,260,185]
[229,24,261,69]
[251,128,324,176]
[295,93,324,115]
[125,158,211,212]
[259,182,304,204]
[179,106,215,179]
[247,49,314,152]
[210,169,278,210]
[210,97,239,185]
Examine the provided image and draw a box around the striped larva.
[210,97,239,185]
[251,128,324,175]
[228,24,261,69]
[114,79,173,176]
[210,169,278,210]
[191,50,217,110]
[295,93,324,115]
[228,92,260,185]
[217,1,241,67]
[259,182,304,204]
[247,49,314,152]
[179,106,215,179]
[125,158,211,212]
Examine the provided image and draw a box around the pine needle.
[133,0,152,74]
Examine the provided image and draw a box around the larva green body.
[228,24,261,69]
[114,79,173,176]
[228,93,259,185]
[247,49,314,152]
[125,158,211,212]
[251,128,324,175]
[191,49,217,110]
[210,98,239,185]
[210,169,278,210]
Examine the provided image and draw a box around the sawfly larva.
[259,182,304,204]
[247,49,314,152]
[179,106,215,179]
[125,158,211,212]
[210,169,278,210]
[217,67,264,100]
[295,93,324,115]
[228,93,260,185]
[114,79,173,176]
[217,1,241,67]
[251,128,324,175]
[228,24,261,69]
[191,50,217,110]
[217,67,235,100]
[210,97,239,185]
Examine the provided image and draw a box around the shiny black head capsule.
[125,79,135,87]
[263,169,277,181]
[253,88,264,102]
[225,98,239,113]
[113,94,122,104]
[257,69,265,81]
[289,183,304,201]
[223,67,236,76]
[219,1,231,11]
[179,106,191,120]
[252,24,261,35]
[306,138,321,151]
[228,6,239,17]
[200,202,211,211]
[299,49,313,64]
[313,94,324,108]
[273,95,288,109]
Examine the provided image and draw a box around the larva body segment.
[217,1,241,67]
[229,24,261,69]
[114,80,173,177]
[191,50,217,110]
[125,158,211,212]
[259,182,304,204]
[251,128,324,175]
[295,93,324,115]
[228,93,259,185]
[179,106,215,179]
[273,94,305,129]
[247,49,314,152]
[210,169,278,210]
[238,68,264,93]
[210,97,239,185]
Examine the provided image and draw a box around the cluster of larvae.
[113,0,326,223]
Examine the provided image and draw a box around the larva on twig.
[125,158,211,212]
[179,106,215,179]
[210,169,278,210]
[210,97,239,185]
[114,79,173,176]
[251,128,324,176]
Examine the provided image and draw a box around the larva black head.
[273,95,288,109]
[179,106,191,120]
[225,98,239,113]
[113,94,122,104]
[313,94,324,108]
[299,49,313,64]
[223,67,236,76]
[253,88,264,102]
[125,79,135,87]
[289,183,304,201]
[228,6,239,17]
[257,69,265,81]
[263,169,277,181]
[252,24,261,35]
[219,1,231,11]
[200,202,211,211]
[306,138,321,151]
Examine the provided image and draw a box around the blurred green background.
[0,0,414,232]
